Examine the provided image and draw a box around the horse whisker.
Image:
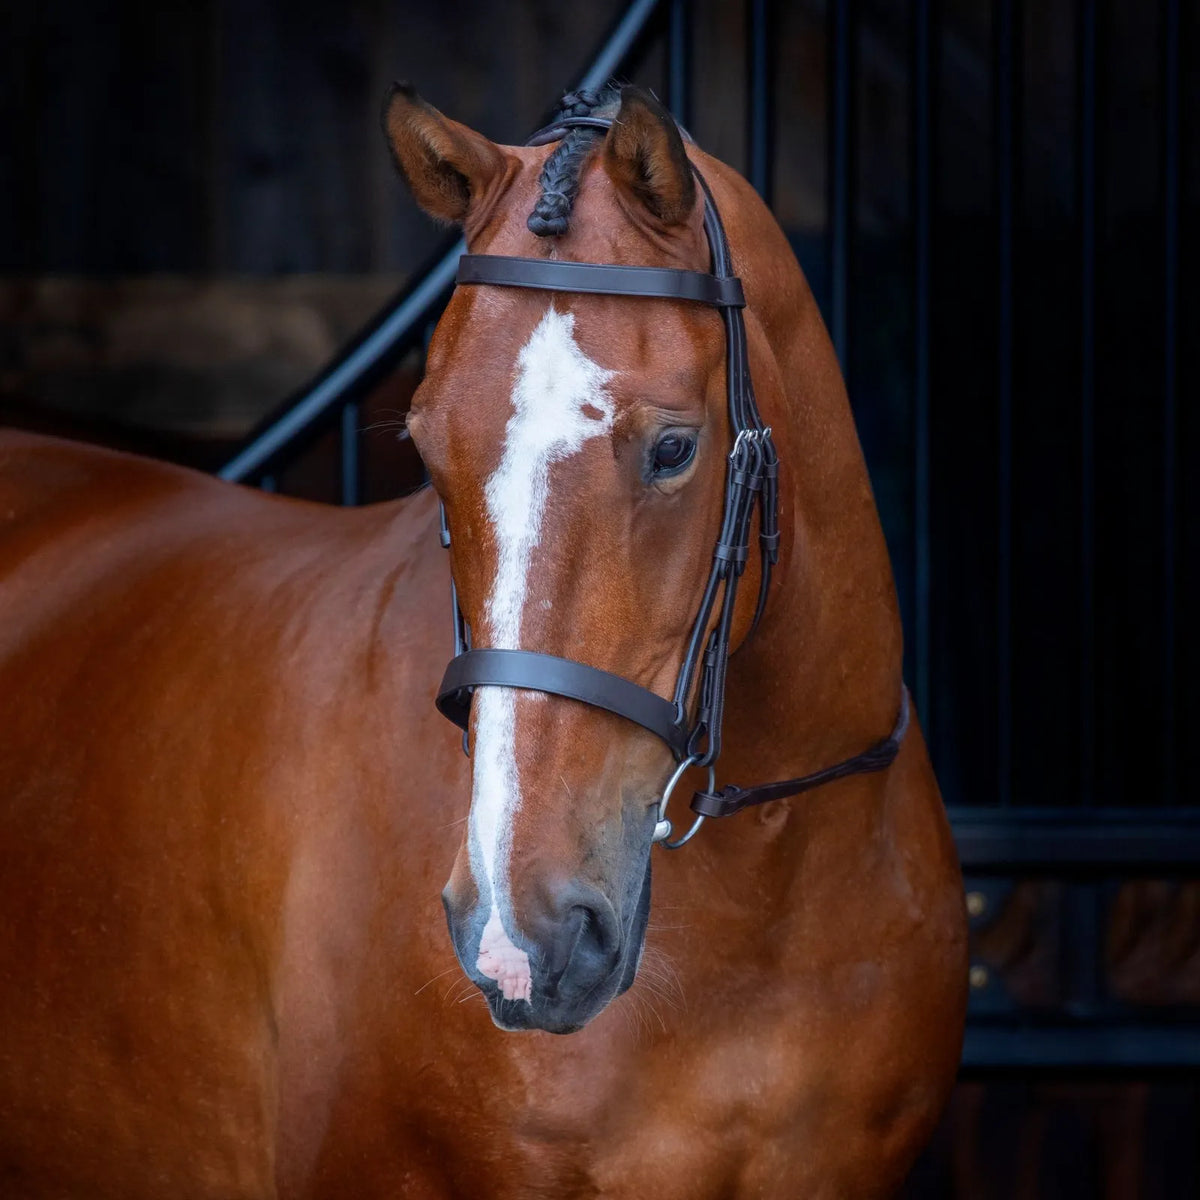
[449,980,479,1005]
[443,975,474,1003]
[413,964,462,997]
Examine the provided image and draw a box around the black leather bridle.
[433,113,909,848]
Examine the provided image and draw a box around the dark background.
[2,0,1199,1194]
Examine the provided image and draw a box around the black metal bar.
[951,807,1200,872]
[260,475,276,493]
[746,0,775,203]
[1079,0,1097,807]
[961,1024,1200,1070]
[912,0,933,733]
[219,248,461,483]
[1163,0,1179,803]
[995,0,1016,805]
[667,0,691,126]
[829,0,854,368]
[340,402,360,507]
[419,322,437,487]
[1061,884,1102,1020]
[577,0,664,91]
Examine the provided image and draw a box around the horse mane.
[527,87,622,237]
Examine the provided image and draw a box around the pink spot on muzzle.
[476,907,532,1002]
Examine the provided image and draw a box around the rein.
[433,112,908,848]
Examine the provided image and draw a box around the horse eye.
[651,432,697,476]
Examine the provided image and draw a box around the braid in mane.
[527,87,621,238]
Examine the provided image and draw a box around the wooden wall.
[0,0,621,276]
[0,0,623,451]
[907,1081,1200,1200]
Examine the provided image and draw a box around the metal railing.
[217,0,1198,1070]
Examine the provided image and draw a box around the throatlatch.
[432,101,906,849]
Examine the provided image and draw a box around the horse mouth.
[480,989,589,1035]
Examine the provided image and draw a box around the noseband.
[434,112,908,848]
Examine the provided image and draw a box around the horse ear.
[602,86,696,226]
[381,82,507,224]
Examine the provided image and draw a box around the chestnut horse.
[0,86,966,1197]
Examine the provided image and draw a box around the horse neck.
[718,191,904,811]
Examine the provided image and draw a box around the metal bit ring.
[652,756,714,849]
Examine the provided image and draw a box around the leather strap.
[689,689,911,818]
[457,255,746,309]
[437,648,689,760]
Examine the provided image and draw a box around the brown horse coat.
[0,87,966,1200]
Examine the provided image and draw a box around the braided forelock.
[527,86,623,238]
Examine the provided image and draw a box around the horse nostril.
[541,885,620,999]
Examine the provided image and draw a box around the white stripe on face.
[469,306,615,1002]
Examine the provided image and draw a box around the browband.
[457,255,746,308]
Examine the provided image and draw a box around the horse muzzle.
[443,867,651,1034]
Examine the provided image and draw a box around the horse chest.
[351,1014,819,1200]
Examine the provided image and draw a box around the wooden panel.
[905,1082,1200,1200]
[0,0,624,276]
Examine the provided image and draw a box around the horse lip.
[486,997,584,1036]
[482,989,594,1036]
[473,948,633,1034]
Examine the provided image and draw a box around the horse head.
[384,84,777,1034]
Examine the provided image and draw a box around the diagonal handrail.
[219,0,664,484]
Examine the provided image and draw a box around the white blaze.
[470,306,615,1002]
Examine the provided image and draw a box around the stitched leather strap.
[457,255,746,309]
[437,648,689,759]
[689,689,911,818]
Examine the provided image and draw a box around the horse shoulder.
[0,433,450,1197]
